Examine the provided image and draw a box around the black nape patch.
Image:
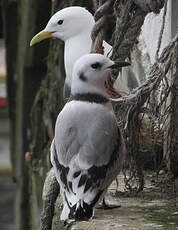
[79,72,87,82]
[70,93,109,104]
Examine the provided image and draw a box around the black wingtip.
[68,201,93,221]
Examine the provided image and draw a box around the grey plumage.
[50,54,126,221]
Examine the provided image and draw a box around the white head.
[71,53,130,95]
[30,7,95,45]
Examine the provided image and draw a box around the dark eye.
[91,62,101,69]
[57,20,63,25]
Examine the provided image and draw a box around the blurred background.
[0,3,15,229]
[0,1,178,230]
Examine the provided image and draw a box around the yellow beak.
[30,30,52,46]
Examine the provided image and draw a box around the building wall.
[132,0,175,84]
[141,0,172,64]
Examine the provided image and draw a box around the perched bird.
[30,6,132,211]
[50,53,128,221]
[30,6,139,100]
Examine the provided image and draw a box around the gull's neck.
[71,82,113,111]
[64,32,92,86]
[72,77,110,100]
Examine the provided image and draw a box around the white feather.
[43,6,137,99]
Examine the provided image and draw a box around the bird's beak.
[108,61,131,69]
[30,30,52,46]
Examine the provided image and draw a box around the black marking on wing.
[68,181,75,194]
[91,190,103,206]
[74,202,93,221]
[86,127,121,190]
[53,141,70,192]
[67,190,104,221]
[78,174,87,187]
[88,165,107,182]
[68,201,93,221]
[70,93,109,104]
[73,171,81,178]
[84,178,93,193]
[60,167,69,191]
[53,127,122,221]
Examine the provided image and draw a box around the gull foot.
[96,198,121,210]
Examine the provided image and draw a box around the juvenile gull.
[50,53,128,221]
[30,6,139,100]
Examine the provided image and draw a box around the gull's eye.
[91,62,101,69]
[57,20,63,25]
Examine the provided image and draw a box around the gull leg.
[96,178,121,210]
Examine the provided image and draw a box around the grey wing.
[79,112,120,169]
[82,114,125,192]
[55,108,120,168]
[51,109,125,198]
[50,119,80,192]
